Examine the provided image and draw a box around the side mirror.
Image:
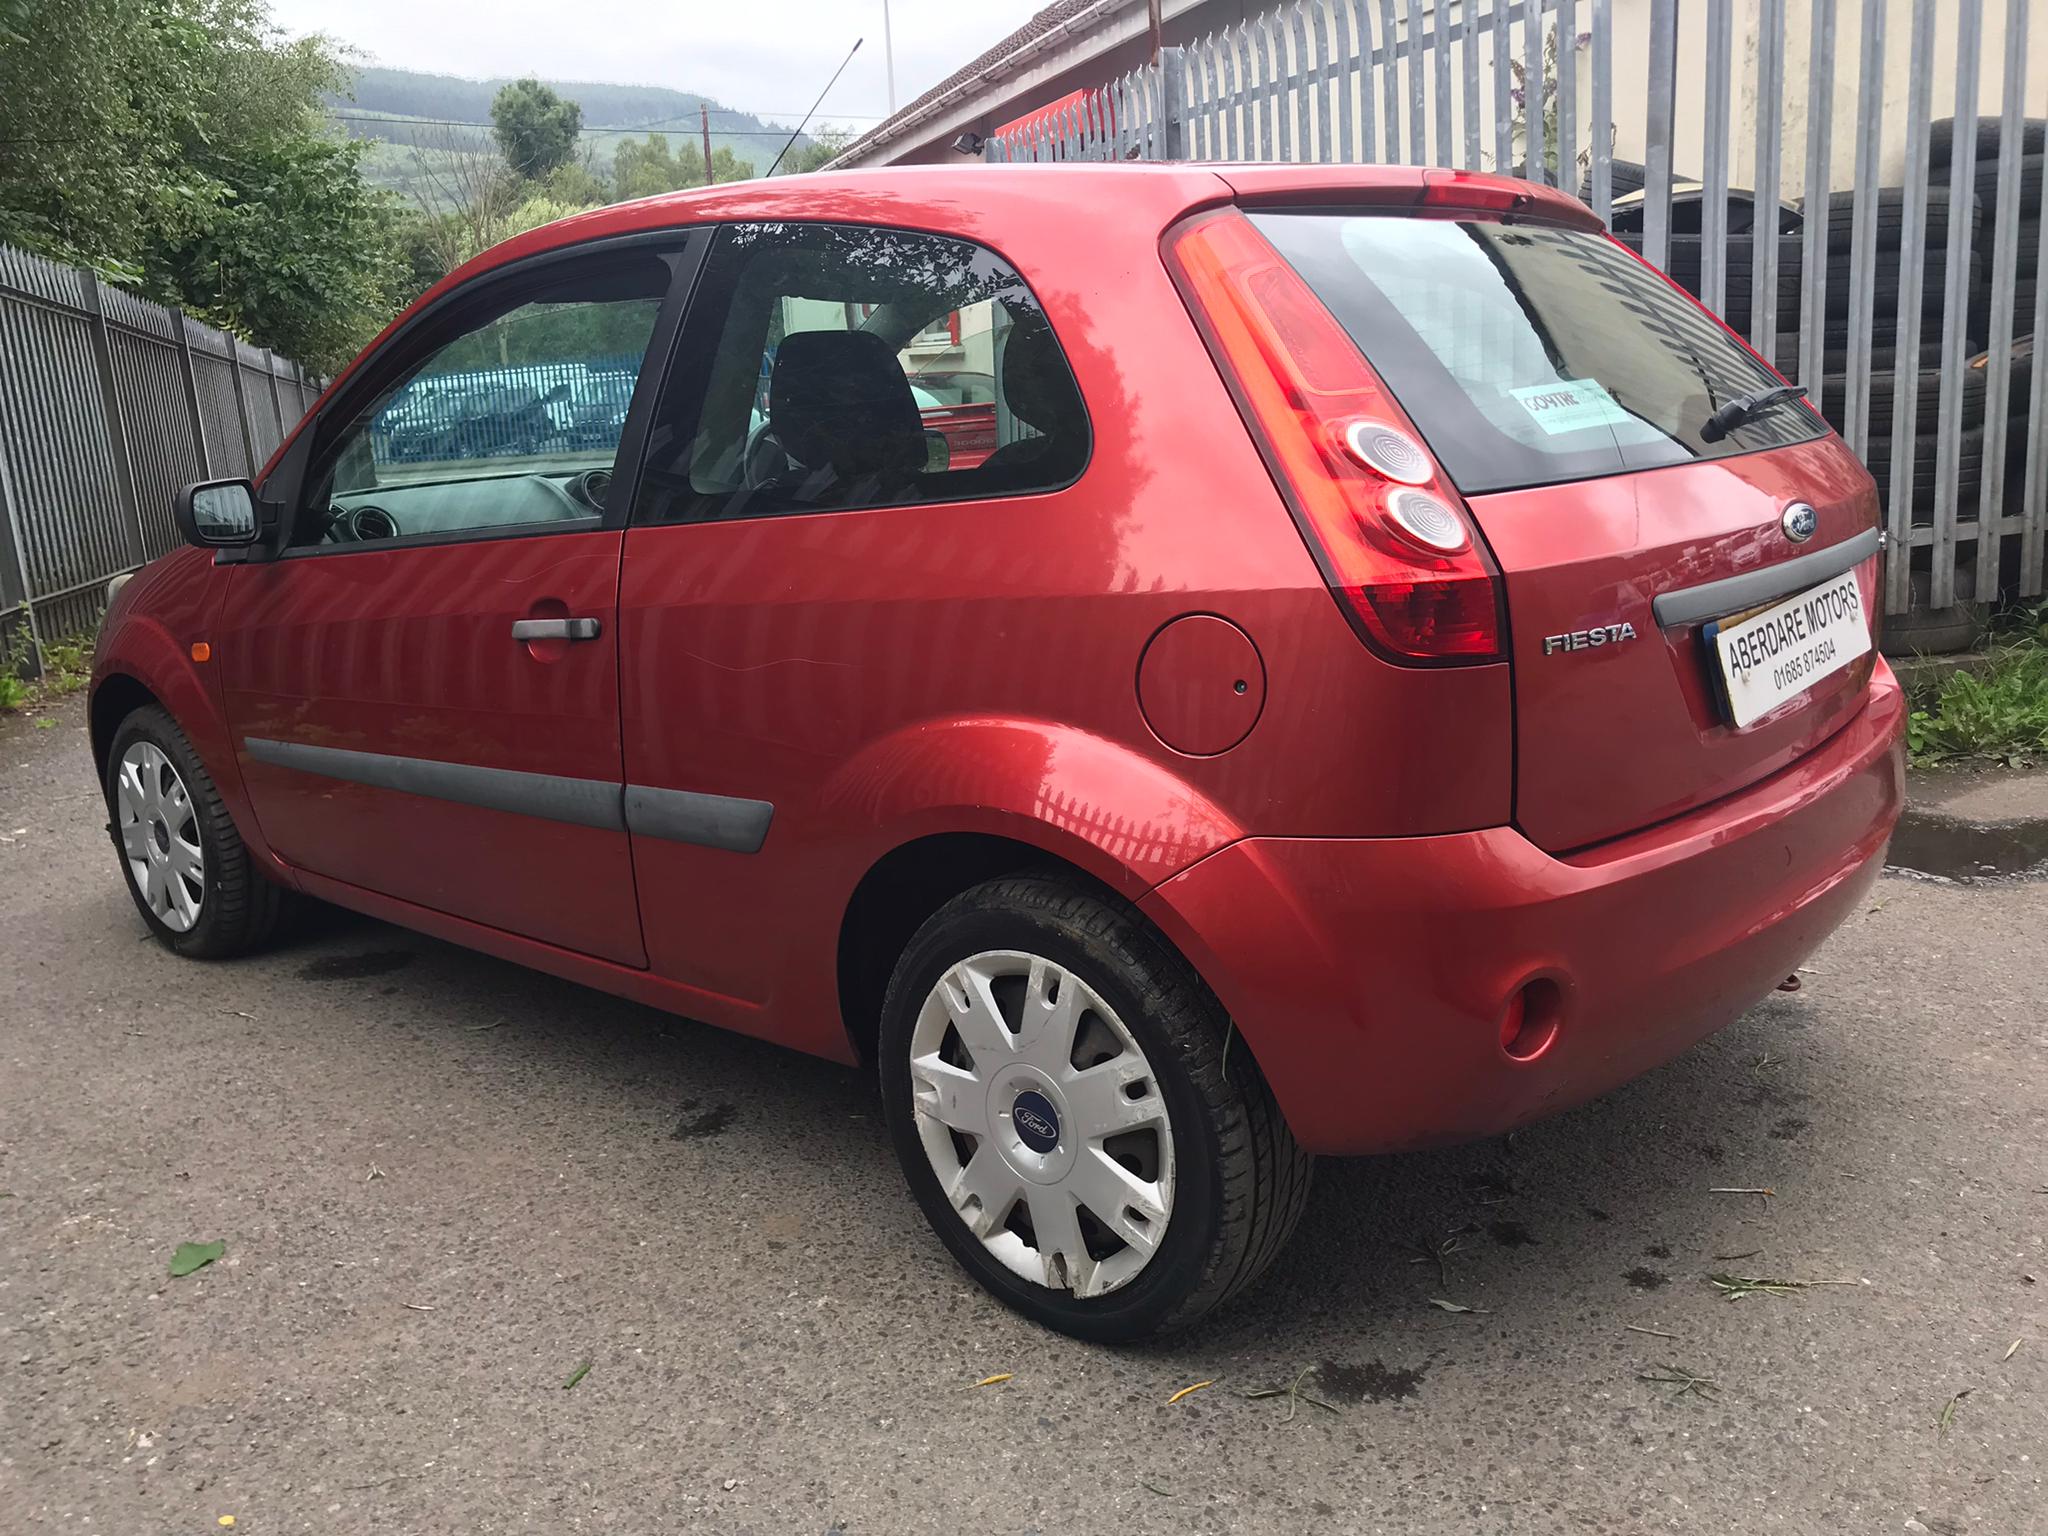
[923,428,952,474]
[173,478,261,548]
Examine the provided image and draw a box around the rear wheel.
[105,705,285,958]
[878,874,1310,1342]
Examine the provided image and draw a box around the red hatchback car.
[91,164,1904,1341]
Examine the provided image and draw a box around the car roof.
[440,162,1596,289]
[285,163,1598,475]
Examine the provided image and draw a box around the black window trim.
[625,216,1094,532]
[257,227,712,562]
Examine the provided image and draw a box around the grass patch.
[1907,605,2048,766]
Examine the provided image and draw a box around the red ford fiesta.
[90,164,1904,1340]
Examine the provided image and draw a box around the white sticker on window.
[1509,378,1632,435]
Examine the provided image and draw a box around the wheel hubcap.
[116,742,203,933]
[908,951,1175,1299]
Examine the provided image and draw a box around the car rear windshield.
[1250,211,1826,495]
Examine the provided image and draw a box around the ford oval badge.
[1781,502,1818,543]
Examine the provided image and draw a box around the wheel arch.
[89,671,161,780]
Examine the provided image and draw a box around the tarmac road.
[3,693,2044,1533]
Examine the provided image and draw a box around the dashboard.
[323,468,612,544]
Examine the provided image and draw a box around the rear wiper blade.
[1701,383,1807,442]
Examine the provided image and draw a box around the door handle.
[511,617,602,642]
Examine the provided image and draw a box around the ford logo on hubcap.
[1781,502,1818,543]
[1012,1090,1060,1153]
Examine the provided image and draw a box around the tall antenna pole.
[701,104,713,185]
[883,1,897,111]
[767,37,863,176]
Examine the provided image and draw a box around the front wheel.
[105,704,285,958]
[878,874,1311,1342]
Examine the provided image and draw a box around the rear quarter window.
[1251,212,1826,495]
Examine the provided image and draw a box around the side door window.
[632,221,1090,525]
[296,251,671,550]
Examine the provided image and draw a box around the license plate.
[1707,569,1870,728]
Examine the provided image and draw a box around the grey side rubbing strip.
[243,738,626,832]
[1651,528,1883,628]
[624,784,774,855]
[245,738,776,852]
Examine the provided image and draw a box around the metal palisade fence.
[0,243,321,662]
[986,0,2047,624]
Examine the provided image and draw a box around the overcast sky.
[269,0,1044,131]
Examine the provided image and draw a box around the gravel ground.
[3,691,2044,1534]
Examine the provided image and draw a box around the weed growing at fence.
[1908,605,2048,766]
[0,632,93,716]
[0,629,33,712]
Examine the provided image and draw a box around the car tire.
[877,872,1310,1342]
[104,704,286,958]
[1928,115,2047,168]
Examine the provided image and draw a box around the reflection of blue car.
[550,370,637,450]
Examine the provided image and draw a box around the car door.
[614,220,1093,1031]
[218,236,701,966]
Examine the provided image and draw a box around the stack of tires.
[1801,184,1988,527]
[1937,115,2046,333]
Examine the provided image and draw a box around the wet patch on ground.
[1644,1243,1672,1260]
[1316,1359,1427,1404]
[297,949,415,981]
[1486,1219,1538,1248]
[1770,1116,1811,1140]
[670,1101,737,1140]
[1624,1267,1670,1290]
[1886,806,2048,883]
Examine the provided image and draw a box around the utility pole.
[1148,0,1163,60]
[701,104,713,185]
[883,0,897,112]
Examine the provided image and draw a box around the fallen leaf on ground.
[1936,1388,1972,1439]
[1426,1297,1489,1313]
[972,1372,1013,1388]
[169,1241,224,1278]
[2003,1339,2023,1362]
[1166,1380,1212,1404]
[563,1360,592,1390]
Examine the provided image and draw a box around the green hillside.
[328,66,813,194]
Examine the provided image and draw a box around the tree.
[612,133,753,198]
[406,123,523,274]
[149,135,408,368]
[490,78,582,180]
[0,0,419,370]
[777,125,854,176]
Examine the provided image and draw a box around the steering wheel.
[743,419,793,489]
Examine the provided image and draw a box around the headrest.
[1000,313,1084,434]
[769,330,927,488]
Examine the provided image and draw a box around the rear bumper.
[1139,661,1907,1155]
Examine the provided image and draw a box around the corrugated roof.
[836,0,1132,164]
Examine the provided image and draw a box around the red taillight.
[1165,209,1504,663]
